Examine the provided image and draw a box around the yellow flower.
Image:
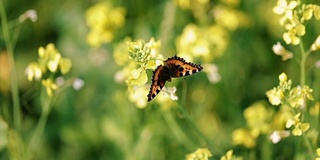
[176,24,228,62]
[292,122,310,136]
[273,0,298,19]
[310,35,320,51]
[314,5,320,19]
[289,85,314,108]
[47,53,61,72]
[42,78,58,96]
[244,103,271,135]
[316,148,320,160]
[128,85,149,108]
[59,58,72,74]
[185,148,212,160]
[285,113,310,136]
[85,3,126,47]
[279,72,288,83]
[283,30,300,45]
[125,38,163,88]
[309,102,320,116]
[220,150,242,160]
[213,5,250,31]
[232,128,256,148]
[266,89,284,106]
[25,62,42,81]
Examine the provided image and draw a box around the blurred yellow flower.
[185,148,212,160]
[316,148,320,160]
[128,85,149,109]
[220,150,242,160]
[309,102,320,116]
[176,24,228,62]
[42,79,58,97]
[212,5,250,31]
[244,103,271,135]
[59,58,72,74]
[310,35,320,51]
[232,128,256,148]
[26,43,73,96]
[25,62,42,81]
[85,3,126,47]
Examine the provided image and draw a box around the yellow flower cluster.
[25,43,72,96]
[185,148,212,160]
[316,148,320,160]
[173,0,211,21]
[85,3,126,47]
[266,73,314,108]
[232,102,272,148]
[220,150,242,160]
[126,38,164,87]
[265,72,313,136]
[175,24,228,62]
[266,73,292,106]
[114,38,170,108]
[273,0,320,45]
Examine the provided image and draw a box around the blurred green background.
[1,0,319,159]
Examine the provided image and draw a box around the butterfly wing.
[147,66,168,102]
[165,55,203,77]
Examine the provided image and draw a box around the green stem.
[162,110,195,150]
[299,39,306,87]
[0,0,21,131]
[28,92,52,154]
[302,134,314,159]
[179,80,219,154]
[159,0,176,55]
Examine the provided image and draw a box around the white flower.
[19,9,38,22]
[73,78,85,90]
[270,130,290,144]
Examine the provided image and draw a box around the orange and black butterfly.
[147,55,203,102]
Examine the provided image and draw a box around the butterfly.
[147,55,203,102]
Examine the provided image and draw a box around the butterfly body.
[147,55,203,102]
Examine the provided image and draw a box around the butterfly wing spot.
[192,69,197,74]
